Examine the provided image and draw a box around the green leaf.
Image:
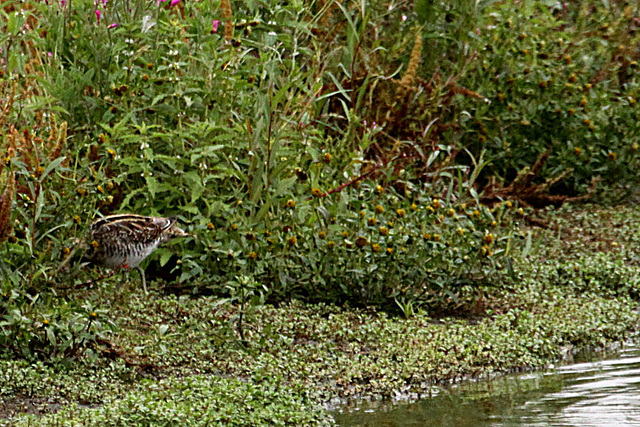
[276,176,296,196]
[145,176,158,198]
[121,188,144,209]
[34,190,45,223]
[40,156,66,182]
[45,327,56,345]
[151,94,170,106]
[157,248,173,267]
[181,205,200,214]
[183,172,204,202]
[7,12,24,34]
[254,200,271,222]
[190,145,226,163]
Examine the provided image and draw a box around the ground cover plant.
[4,204,640,425]
[1,0,640,424]
[0,0,530,361]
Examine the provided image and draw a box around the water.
[332,345,640,427]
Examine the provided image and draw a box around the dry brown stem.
[0,171,15,243]
[481,150,594,208]
[396,31,423,99]
[220,0,233,42]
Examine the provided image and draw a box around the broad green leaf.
[157,248,173,267]
[276,176,296,196]
[181,205,200,214]
[121,188,144,209]
[254,200,271,222]
[145,176,158,198]
[34,190,45,223]
[40,156,66,182]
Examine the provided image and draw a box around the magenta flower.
[95,10,101,24]
[108,23,118,29]
[101,0,108,5]
[170,0,180,5]
[211,19,220,33]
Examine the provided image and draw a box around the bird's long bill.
[172,226,191,238]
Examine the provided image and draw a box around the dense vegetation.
[1,0,639,423]
[3,204,639,425]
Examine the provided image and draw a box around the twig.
[324,167,377,197]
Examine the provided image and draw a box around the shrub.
[22,0,523,306]
[455,1,640,197]
[2,0,599,362]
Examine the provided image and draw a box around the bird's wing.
[91,217,163,244]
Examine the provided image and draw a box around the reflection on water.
[332,345,640,427]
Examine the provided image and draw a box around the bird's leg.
[119,263,146,293]
[136,266,147,294]
[119,263,137,291]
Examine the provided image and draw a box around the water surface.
[333,345,640,426]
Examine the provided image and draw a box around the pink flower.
[108,23,118,29]
[60,0,66,6]
[170,0,180,5]
[101,0,108,5]
[95,10,101,24]
[211,19,220,33]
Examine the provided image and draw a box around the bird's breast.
[100,239,161,268]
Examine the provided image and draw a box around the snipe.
[87,214,189,292]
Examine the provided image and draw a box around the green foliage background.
[0,0,638,362]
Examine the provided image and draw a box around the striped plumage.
[87,214,188,292]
